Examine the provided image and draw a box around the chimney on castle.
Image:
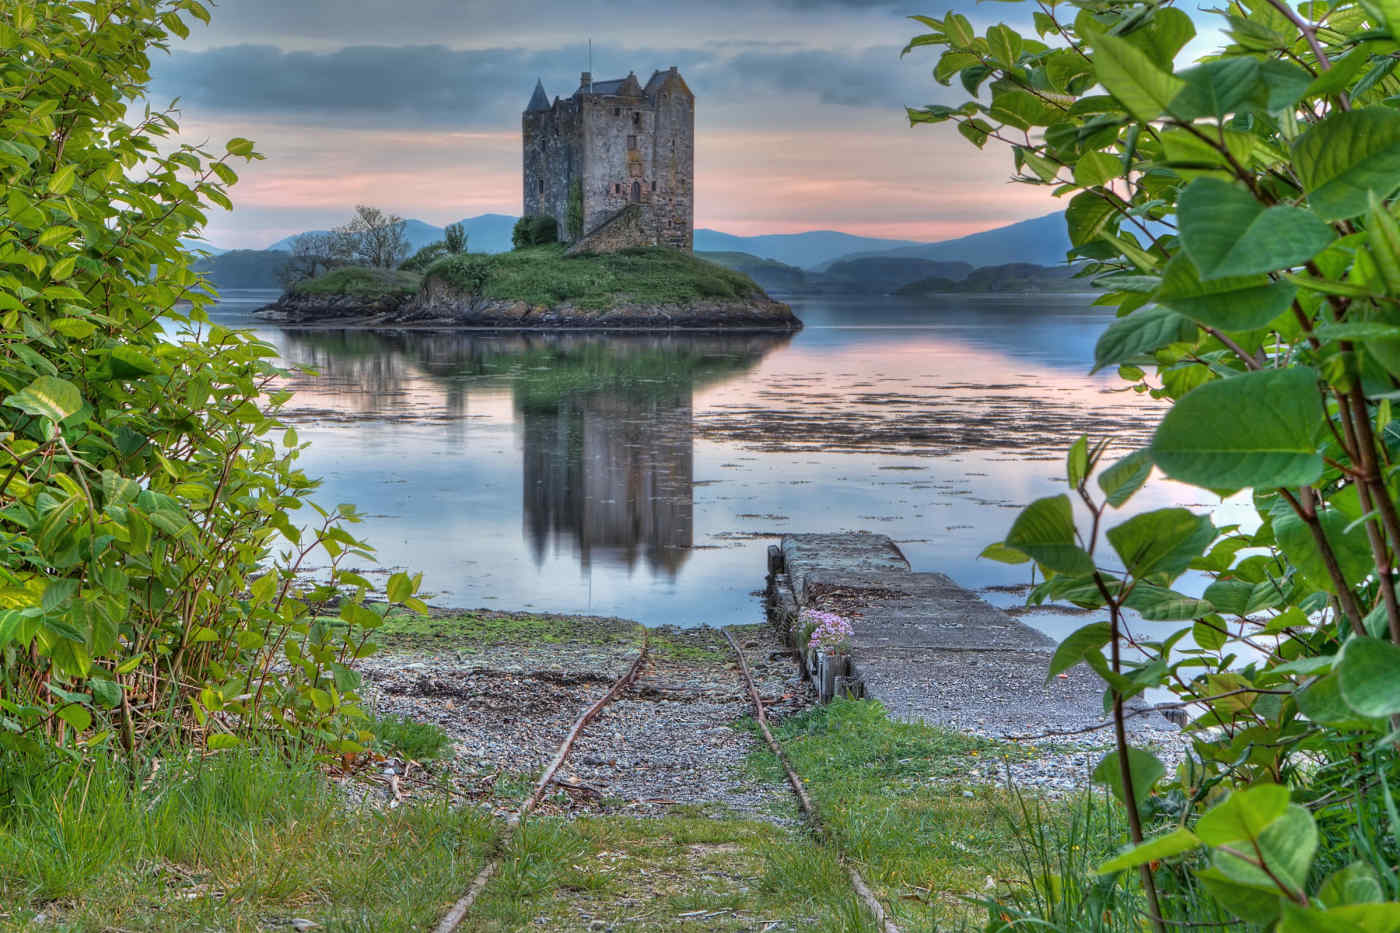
[580,71,591,91]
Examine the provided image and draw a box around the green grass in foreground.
[423,245,766,310]
[290,265,422,298]
[472,808,871,932]
[0,746,494,932]
[748,698,1054,931]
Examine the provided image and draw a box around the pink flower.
[801,609,853,654]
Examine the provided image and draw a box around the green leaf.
[386,572,413,604]
[1149,367,1325,490]
[985,24,1023,67]
[1092,306,1197,373]
[207,733,243,750]
[1092,32,1185,122]
[1074,151,1121,187]
[1196,783,1290,846]
[1047,621,1111,679]
[1151,253,1297,331]
[1298,672,1383,729]
[1170,58,1261,120]
[1097,827,1201,874]
[1122,583,1214,620]
[1066,191,1116,247]
[1271,499,1373,593]
[1107,508,1216,580]
[89,678,122,709]
[1214,803,1317,897]
[1004,495,1095,575]
[1294,108,1400,221]
[1317,862,1385,907]
[47,163,76,195]
[56,703,92,733]
[1337,637,1400,718]
[1066,435,1089,489]
[1098,449,1153,508]
[1277,902,1400,933]
[1179,178,1335,279]
[1196,867,1282,924]
[108,346,159,378]
[4,375,82,422]
[1092,747,1165,806]
[980,542,1030,564]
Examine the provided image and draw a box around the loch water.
[208,289,1204,637]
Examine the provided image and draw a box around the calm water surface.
[209,289,1206,637]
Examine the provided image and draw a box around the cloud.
[151,40,941,129]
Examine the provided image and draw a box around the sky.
[149,0,1066,250]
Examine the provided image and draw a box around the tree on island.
[280,206,412,284]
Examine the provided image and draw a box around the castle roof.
[575,71,644,98]
[526,78,550,112]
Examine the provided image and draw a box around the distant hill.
[694,229,923,270]
[265,214,518,255]
[821,212,1071,270]
[193,249,290,289]
[820,257,973,292]
[697,251,807,292]
[895,262,1080,297]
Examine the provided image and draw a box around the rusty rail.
[722,626,901,933]
[433,640,650,933]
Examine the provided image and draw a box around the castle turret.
[526,79,550,112]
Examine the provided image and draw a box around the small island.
[256,241,801,330]
[258,68,801,332]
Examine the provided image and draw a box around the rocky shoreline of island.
[254,290,803,331]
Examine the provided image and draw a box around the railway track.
[430,624,898,932]
[432,640,650,933]
[722,627,901,933]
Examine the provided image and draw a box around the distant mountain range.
[243,211,1069,271]
[189,210,1080,293]
[811,212,1071,270]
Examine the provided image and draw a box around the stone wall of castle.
[522,102,583,243]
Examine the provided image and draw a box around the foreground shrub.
[908,0,1400,927]
[0,1,425,759]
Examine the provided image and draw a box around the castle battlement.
[522,67,694,252]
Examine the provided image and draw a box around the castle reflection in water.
[275,330,787,577]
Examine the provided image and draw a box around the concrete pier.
[768,532,1173,738]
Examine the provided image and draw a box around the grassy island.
[289,265,422,298]
[420,245,766,309]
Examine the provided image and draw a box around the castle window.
[613,183,621,195]
[538,179,544,193]
[651,181,657,192]
[613,107,620,116]
[631,181,641,202]
[632,111,641,125]
[627,134,637,149]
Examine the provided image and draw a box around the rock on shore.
[255,286,802,332]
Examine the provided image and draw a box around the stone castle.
[522,67,694,252]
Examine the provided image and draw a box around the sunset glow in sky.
[151,0,1065,249]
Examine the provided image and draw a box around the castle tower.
[521,66,694,251]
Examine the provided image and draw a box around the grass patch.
[371,712,453,762]
[472,810,871,931]
[375,610,646,650]
[290,265,422,298]
[747,698,1047,930]
[423,245,767,310]
[0,745,494,931]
